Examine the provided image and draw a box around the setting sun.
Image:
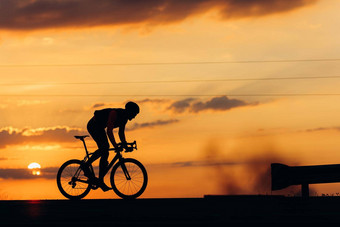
[28,162,41,176]
[28,163,41,169]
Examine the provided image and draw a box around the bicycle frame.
[78,137,97,178]
[105,149,131,180]
[77,136,133,182]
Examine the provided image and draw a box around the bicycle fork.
[120,162,131,180]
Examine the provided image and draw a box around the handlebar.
[110,141,137,153]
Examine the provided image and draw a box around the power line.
[1,75,340,86]
[1,58,340,67]
[1,93,340,97]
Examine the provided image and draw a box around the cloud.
[0,161,232,180]
[168,98,197,113]
[128,119,179,131]
[218,0,317,19]
[169,160,238,168]
[191,96,249,113]
[0,126,86,148]
[0,167,57,179]
[91,103,106,109]
[168,96,255,113]
[305,127,340,133]
[0,0,317,31]
[0,120,179,148]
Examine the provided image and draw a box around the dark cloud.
[218,0,316,19]
[191,96,248,113]
[168,96,254,113]
[91,103,106,109]
[167,98,197,113]
[0,127,86,148]
[0,0,317,30]
[170,160,238,168]
[128,119,179,131]
[0,167,57,179]
[305,127,340,133]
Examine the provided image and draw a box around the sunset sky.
[1,0,340,200]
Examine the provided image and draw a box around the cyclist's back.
[94,108,127,129]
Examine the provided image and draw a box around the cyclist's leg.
[82,118,104,179]
[87,119,111,191]
[88,129,109,172]
[96,143,111,191]
[84,147,111,191]
[87,118,108,164]
[99,149,109,179]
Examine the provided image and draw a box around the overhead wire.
[1,75,340,86]
[1,58,339,97]
[0,58,340,67]
[1,93,340,97]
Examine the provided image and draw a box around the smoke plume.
[204,139,303,195]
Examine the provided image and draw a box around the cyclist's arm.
[107,110,118,148]
[118,124,127,146]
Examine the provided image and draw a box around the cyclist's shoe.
[80,162,93,179]
[98,180,112,192]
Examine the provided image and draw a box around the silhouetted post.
[301,183,309,197]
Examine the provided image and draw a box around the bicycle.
[56,135,148,200]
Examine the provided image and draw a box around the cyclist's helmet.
[125,101,140,115]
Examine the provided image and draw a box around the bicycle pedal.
[91,184,99,190]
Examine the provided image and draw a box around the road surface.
[2,195,340,225]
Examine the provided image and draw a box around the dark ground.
[2,195,340,225]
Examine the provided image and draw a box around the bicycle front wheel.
[56,159,91,200]
[110,158,148,199]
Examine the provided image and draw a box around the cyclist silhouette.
[82,101,140,191]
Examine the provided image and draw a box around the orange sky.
[1,0,340,200]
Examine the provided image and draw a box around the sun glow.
[28,162,41,176]
[28,162,41,169]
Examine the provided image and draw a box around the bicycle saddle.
[74,135,89,140]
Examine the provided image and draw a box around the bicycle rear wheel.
[56,159,91,200]
[110,158,148,199]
